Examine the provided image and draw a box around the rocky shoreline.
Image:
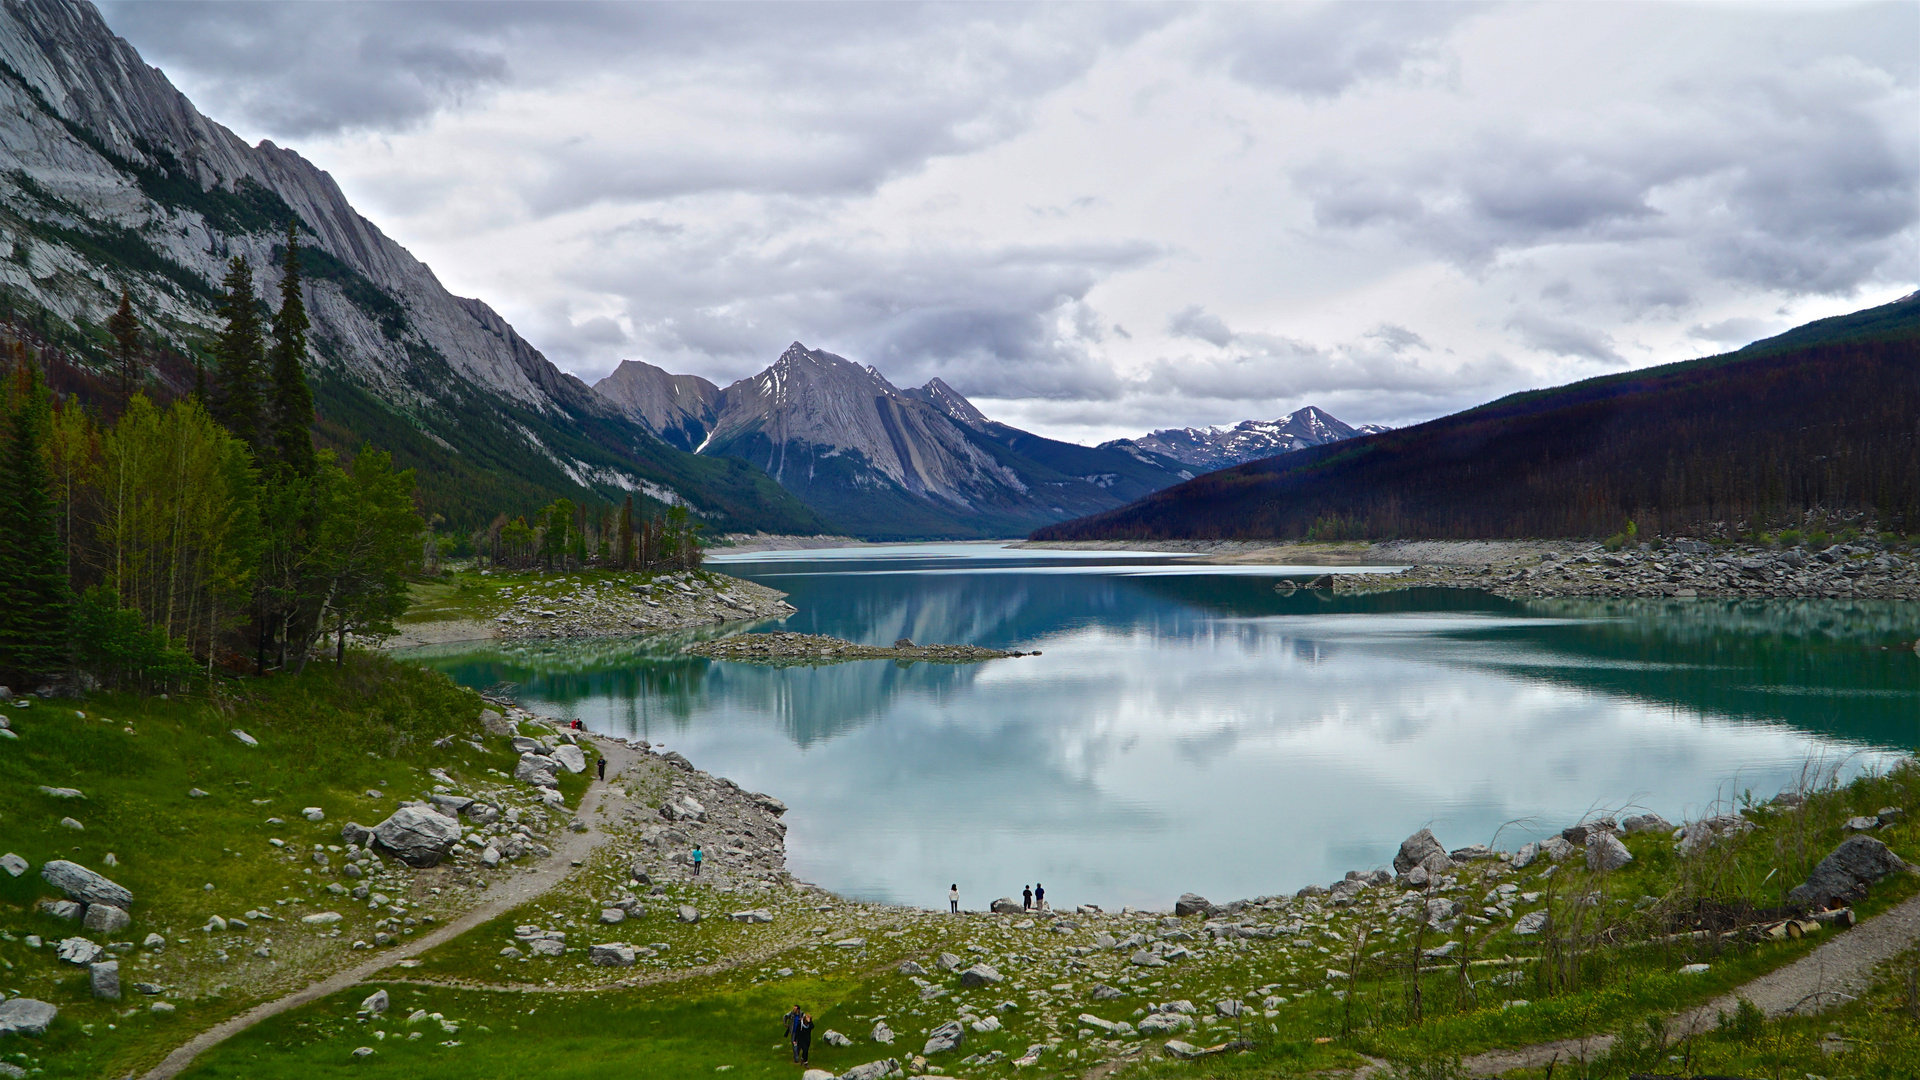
[1331,538,1920,601]
[490,571,796,640]
[683,631,1034,667]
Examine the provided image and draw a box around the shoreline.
[1023,537,1920,600]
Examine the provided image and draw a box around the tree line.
[473,495,704,573]
[0,223,422,691]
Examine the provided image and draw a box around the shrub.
[70,584,196,692]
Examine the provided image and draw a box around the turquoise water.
[402,543,1920,911]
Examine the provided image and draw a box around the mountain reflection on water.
[402,544,1920,909]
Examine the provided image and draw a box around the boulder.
[464,802,500,826]
[1449,844,1495,861]
[937,951,964,971]
[302,807,326,822]
[823,1029,853,1047]
[479,709,515,735]
[1091,983,1125,1000]
[89,960,120,1000]
[989,897,1022,914]
[552,744,588,774]
[1215,998,1243,1017]
[731,909,773,924]
[1586,832,1634,872]
[41,900,82,921]
[302,912,343,926]
[1621,813,1673,834]
[360,990,389,1014]
[1138,1013,1190,1034]
[82,903,131,934]
[429,795,473,817]
[677,905,700,923]
[40,859,132,909]
[0,998,57,1037]
[510,735,544,754]
[56,937,103,965]
[661,795,706,822]
[1417,850,1456,878]
[1540,836,1576,863]
[589,943,636,967]
[0,853,26,877]
[599,908,626,925]
[871,1019,894,1043]
[1425,898,1461,929]
[1393,828,1448,875]
[1788,836,1912,907]
[840,1060,901,1080]
[514,753,560,788]
[896,960,928,977]
[370,806,463,868]
[1514,911,1549,935]
[958,964,1003,987]
[1510,842,1541,869]
[230,729,258,746]
[751,792,788,816]
[340,822,373,847]
[1173,892,1211,917]
[924,1019,965,1055]
[529,938,565,956]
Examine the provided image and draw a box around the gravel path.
[1461,888,1920,1077]
[138,735,644,1080]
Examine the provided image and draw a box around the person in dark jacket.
[794,1012,815,1063]
[1023,884,1033,910]
[784,1005,805,1061]
[1035,882,1046,911]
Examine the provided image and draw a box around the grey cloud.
[1367,324,1428,352]
[1200,2,1477,98]
[1505,314,1622,366]
[1166,305,1234,347]
[1142,323,1525,408]
[1687,316,1780,347]
[1292,11,1919,308]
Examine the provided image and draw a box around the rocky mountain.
[1103,406,1389,472]
[1034,295,1920,543]
[593,343,1195,539]
[0,0,823,533]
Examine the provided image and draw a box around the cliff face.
[0,0,824,532]
[593,359,720,452]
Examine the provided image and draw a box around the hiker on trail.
[596,756,606,781]
[1023,885,1033,910]
[1035,882,1046,911]
[783,1005,806,1062]
[691,846,703,875]
[795,1012,815,1064]
[950,883,959,914]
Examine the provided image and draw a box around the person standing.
[949,883,959,914]
[1035,882,1046,911]
[1022,884,1033,911]
[596,755,606,781]
[691,846,703,875]
[783,1005,805,1062]
[795,1011,815,1064]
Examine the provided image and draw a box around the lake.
[402,543,1920,911]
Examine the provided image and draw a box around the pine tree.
[618,494,635,569]
[0,355,74,685]
[106,289,141,405]
[212,255,265,450]
[267,222,316,477]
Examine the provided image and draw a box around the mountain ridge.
[0,0,824,533]
[1102,405,1388,472]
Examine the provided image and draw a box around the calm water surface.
[403,543,1920,911]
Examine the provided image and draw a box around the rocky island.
[683,631,1033,667]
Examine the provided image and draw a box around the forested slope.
[1034,298,1920,542]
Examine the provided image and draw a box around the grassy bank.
[0,654,579,1079]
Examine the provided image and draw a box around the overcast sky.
[102,1,1918,443]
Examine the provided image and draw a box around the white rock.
[56,937,104,965]
[0,853,26,877]
[551,744,587,773]
[231,729,258,746]
[361,990,389,1014]
[303,807,326,822]
[302,912,344,926]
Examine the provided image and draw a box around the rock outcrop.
[369,806,463,868]
[1788,836,1912,906]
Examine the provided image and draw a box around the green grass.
[0,653,554,1079]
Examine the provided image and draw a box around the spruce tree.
[106,289,141,405]
[267,222,316,477]
[212,255,265,450]
[0,356,74,685]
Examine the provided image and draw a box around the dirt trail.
[139,735,643,1080]
[1462,887,1920,1077]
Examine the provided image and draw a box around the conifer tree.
[212,256,265,449]
[0,355,74,684]
[267,222,315,476]
[106,288,141,405]
[618,494,635,569]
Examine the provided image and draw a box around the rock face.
[0,0,825,537]
[369,806,463,868]
[1788,837,1912,906]
[1393,829,1448,876]
[608,341,1190,540]
[40,860,131,910]
[0,998,58,1037]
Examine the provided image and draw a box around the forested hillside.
[1034,297,1920,542]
